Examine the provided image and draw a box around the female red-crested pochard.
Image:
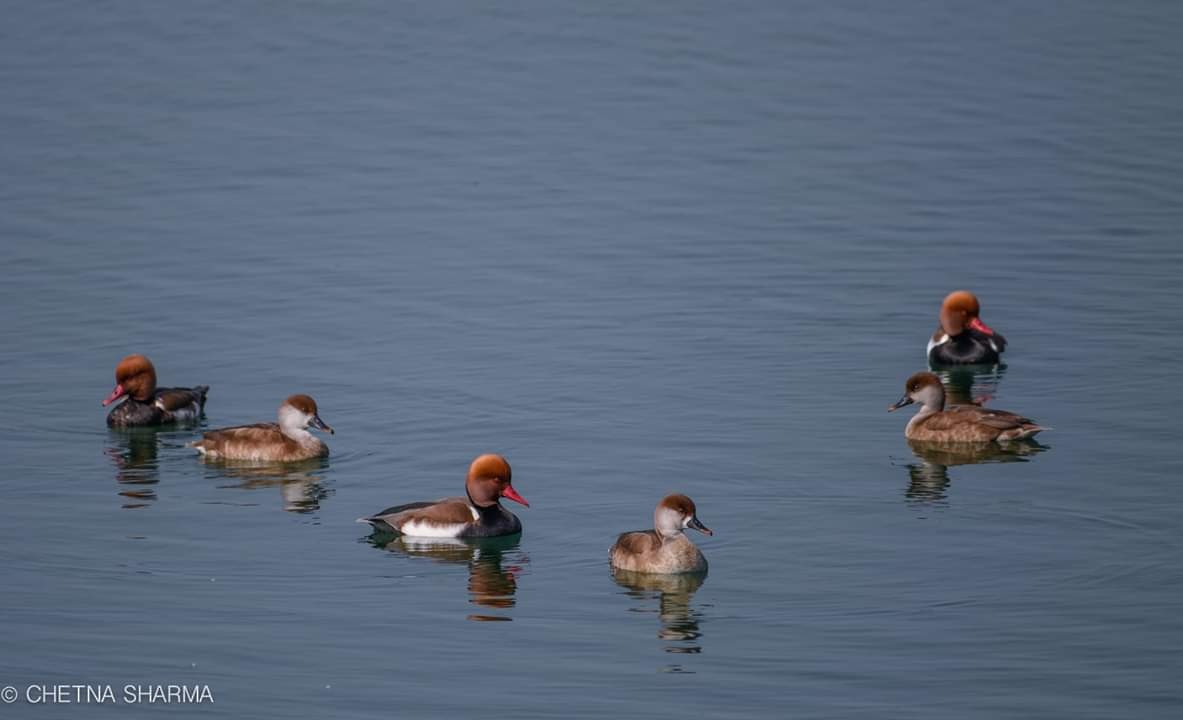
[103,354,209,428]
[190,394,334,462]
[927,291,1007,366]
[610,494,712,574]
[358,454,529,538]
[889,371,1045,442]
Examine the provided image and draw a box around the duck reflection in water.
[369,534,526,622]
[929,363,1007,407]
[106,428,165,508]
[612,568,707,663]
[905,438,1049,504]
[199,457,331,513]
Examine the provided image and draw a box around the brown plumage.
[610,494,712,574]
[358,454,529,538]
[889,371,1045,442]
[191,394,333,462]
[939,291,982,337]
[285,394,319,416]
[375,500,482,528]
[115,354,156,400]
[613,530,664,557]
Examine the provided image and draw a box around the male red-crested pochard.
[358,454,529,538]
[103,354,209,428]
[889,371,1045,442]
[610,494,712,574]
[190,394,334,462]
[927,291,1007,366]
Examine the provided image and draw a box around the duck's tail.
[1000,424,1048,442]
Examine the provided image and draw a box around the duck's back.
[911,405,1043,442]
[155,386,208,421]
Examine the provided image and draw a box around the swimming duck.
[190,394,333,462]
[927,291,1007,365]
[358,454,529,538]
[610,494,712,574]
[103,354,208,428]
[889,371,1044,442]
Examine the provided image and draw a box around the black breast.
[106,400,166,428]
[460,504,523,538]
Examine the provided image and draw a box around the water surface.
[2,1,1182,718]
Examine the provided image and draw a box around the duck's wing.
[191,423,281,452]
[359,497,473,533]
[611,530,661,557]
[931,406,1044,440]
[954,405,1034,428]
[155,386,209,412]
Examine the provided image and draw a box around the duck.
[190,394,333,462]
[927,291,1007,365]
[889,371,1045,442]
[103,354,209,428]
[358,454,528,538]
[610,494,712,574]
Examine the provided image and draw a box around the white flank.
[399,521,468,538]
[926,334,949,357]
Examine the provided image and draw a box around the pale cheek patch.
[399,521,468,538]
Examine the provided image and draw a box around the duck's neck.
[466,492,502,517]
[655,524,685,544]
[654,507,688,542]
[658,530,690,548]
[906,406,937,435]
[906,389,946,434]
[277,406,318,445]
[280,424,317,445]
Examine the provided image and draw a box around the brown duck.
[610,494,712,574]
[889,371,1045,442]
[190,394,334,462]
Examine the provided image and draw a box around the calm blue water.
[2,1,1182,717]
